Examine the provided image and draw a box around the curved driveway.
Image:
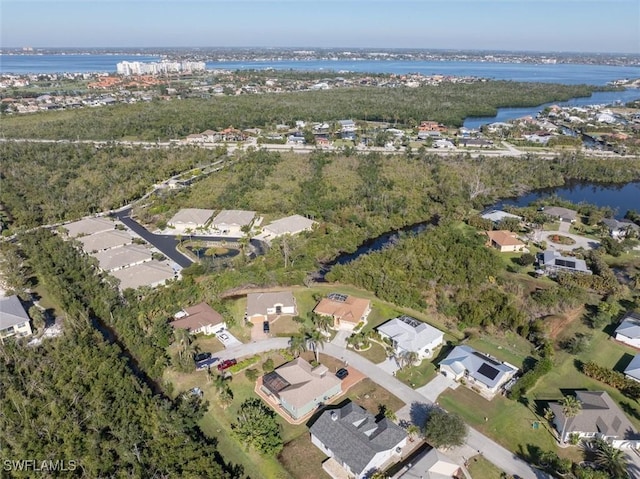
[537,230,600,251]
[214,338,549,479]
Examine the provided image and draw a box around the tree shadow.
[620,401,640,422]
[408,401,434,427]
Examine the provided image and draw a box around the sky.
[1,0,639,54]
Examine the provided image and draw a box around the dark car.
[336,368,349,380]
[263,321,270,333]
[194,352,212,363]
[217,359,237,372]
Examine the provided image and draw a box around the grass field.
[438,387,582,464]
[353,341,388,364]
[395,358,438,388]
[467,454,504,479]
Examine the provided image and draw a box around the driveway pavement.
[214,338,549,479]
[331,330,351,348]
[216,330,242,348]
[378,356,401,375]
[416,373,458,403]
[537,230,600,251]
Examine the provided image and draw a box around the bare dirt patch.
[546,306,584,340]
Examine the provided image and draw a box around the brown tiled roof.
[314,295,370,325]
[485,230,525,247]
[171,302,224,330]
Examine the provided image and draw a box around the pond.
[185,243,241,262]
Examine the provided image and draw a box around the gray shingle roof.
[310,402,407,476]
[615,312,640,339]
[0,295,30,330]
[440,345,517,390]
[549,391,638,439]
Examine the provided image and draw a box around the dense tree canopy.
[0,82,596,141]
[422,408,468,449]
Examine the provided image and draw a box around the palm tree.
[288,334,307,358]
[305,328,326,363]
[173,328,192,360]
[559,395,582,445]
[593,438,629,478]
[310,312,332,333]
[398,351,419,370]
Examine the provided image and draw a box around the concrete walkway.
[214,338,549,479]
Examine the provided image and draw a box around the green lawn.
[438,387,582,464]
[346,378,406,414]
[467,454,504,479]
[278,434,331,479]
[32,283,62,319]
[352,342,388,364]
[395,358,438,388]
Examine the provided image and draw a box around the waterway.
[493,181,640,218]
[2,55,638,86]
[463,88,640,129]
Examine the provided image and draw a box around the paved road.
[215,338,549,479]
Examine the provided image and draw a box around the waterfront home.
[376,315,444,359]
[543,206,577,223]
[260,357,342,420]
[439,345,518,398]
[310,401,408,479]
[258,214,317,241]
[549,391,640,448]
[480,209,522,225]
[601,218,640,239]
[313,293,372,331]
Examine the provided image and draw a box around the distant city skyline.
[1,1,639,54]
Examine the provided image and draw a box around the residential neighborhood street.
[215,337,550,479]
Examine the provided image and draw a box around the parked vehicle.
[194,352,212,362]
[336,368,349,379]
[217,359,237,371]
[263,321,270,333]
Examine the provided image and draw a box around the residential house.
[480,209,522,225]
[76,229,132,253]
[246,291,297,323]
[338,119,357,133]
[543,206,578,223]
[614,311,640,348]
[485,230,526,253]
[376,316,444,359]
[418,121,446,132]
[549,391,640,448]
[537,250,592,275]
[111,260,177,290]
[460,138,493,148]
[310,401,408,479]
[0,295,33,341]
[398,448,462,479]
[439,345,518,398]
[167,208,215,233]
[63,216,116,238]
[624,354,640,382]
[93,244,153,271]
[433,139,455,149]
[211,210,256,236]
[602,218,640,239]
[260,358,342,420]
[171,302,226,335]
[257,214,317,241]
[313,293,372,331]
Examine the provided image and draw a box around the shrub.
[228,355,260,374]
[262,358,275,373]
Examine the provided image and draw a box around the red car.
[217,359,237,371]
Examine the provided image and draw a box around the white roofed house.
[614,311,640,348]
[0,295,33,342]
[166,208,215,234]
[624,354,640,382]
[246,291,297,323]
[480,209,522,225]
[376,316,444,360]
[439,345,518,399]
[211,210,256,236]
[257,215,317,242]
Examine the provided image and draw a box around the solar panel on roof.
[328,293,347,302]
[398,315,421,328]
[472,351,500,366]
[477,363,500,381]
[555,259,576,269]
